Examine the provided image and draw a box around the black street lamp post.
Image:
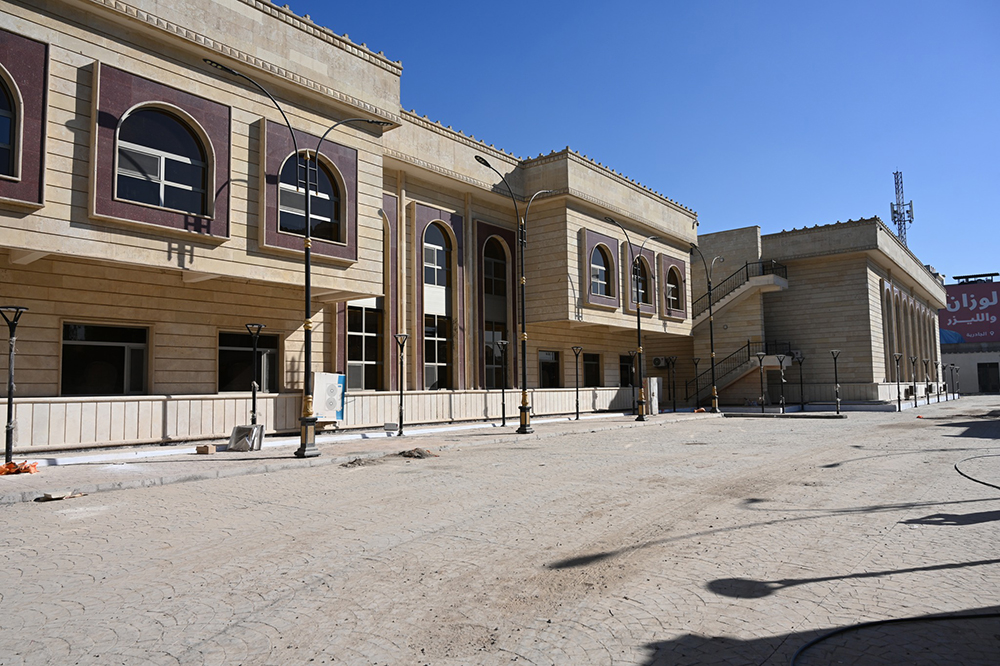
[692,357,700,407]
[948,364,955,398]
[937,361,942,403]
[796,353,806,411]
[922,359,930,403]
[394,334,408,436]
[909,356,918,409]
[756,351,766,414]
[668,355,678,413]
[477,155,553,434]
[831,350,841,415]
[572,346,583,420]
[245,323,265,428]
[775,353,786,414]
[690,244,723,413]
[604,217,654,421]
[955,366,960,398]
[206,59,390,459]
[497,340,509,426]
[893,352,903,412]
[1,306,26,465]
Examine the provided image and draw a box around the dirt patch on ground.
[340,457,385,468]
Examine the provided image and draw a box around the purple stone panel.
[476,221,518,388]
[263,120,358,260]
[414,203,464,390]
[583,228,620,309]
[384,193,398,390]
[0,29,47,206]
[94,64,230,237]
[625,246,657,315]
[660,254,688,319]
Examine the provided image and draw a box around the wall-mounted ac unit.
[652,356,669,368]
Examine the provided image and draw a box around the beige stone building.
[645,219,948,409]
[0,0,699,451]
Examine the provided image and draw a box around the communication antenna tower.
[890,171,914,246]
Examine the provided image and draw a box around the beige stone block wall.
[763,255,875,384]
[692,226,763,297]
[0,250,324,397]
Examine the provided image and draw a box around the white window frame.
[278,155,341,243]
[346,303,383,391]
[116,138,206,214]
[591,247,609,296]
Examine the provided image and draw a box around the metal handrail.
[691,260,787,318]
[685,340,793,403]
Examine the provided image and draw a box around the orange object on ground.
[0,461,39,475]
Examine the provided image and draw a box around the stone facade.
[0,0,698,450]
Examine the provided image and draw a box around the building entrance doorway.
[977,362,999,393]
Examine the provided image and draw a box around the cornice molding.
[79,0,402,123]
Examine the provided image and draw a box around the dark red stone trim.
[263,120,358,261]
[659,255,688,319]
[94,64,230,237]
[582,228,619,309]
[623,247,657,316]
[413,203,464,390]
[384,194,399,390]
[0,29,47,207]
[476,221,518,388]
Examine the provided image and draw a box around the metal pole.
[892,352,903,412]
[245,323,265,426]
[776,354,786,414]
[955,366,960,398]
[922,359,930,405]
[477,156,552,435]
[497,340,508,427]
[395,334,408,436]
[910,356,918,409]
[629,350,637,415]
[831,350,841,415]
[937,361,942,403]
[693,357,700,408]
[756,351,766,414]
[797,355,805,411]
[572,346,583,420]
[668,356,677,413]
[690,245,723,413]
[1,306,26,465]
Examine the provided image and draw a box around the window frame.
[277,151,345,245]
[0,71,19,180]
[583,353,601,387]
[92,64,230,237]
[591,245,611,297]
[60,323,149,397]
[217,331,280,394]
[114,107,209,217]
[346,303,384,391]
[539,350,561,389]
[0,29,47,208]
[424,313,452,390]
[659,255,688,320]
[582,228,619,309]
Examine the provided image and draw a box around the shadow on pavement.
[640,606,1000,666]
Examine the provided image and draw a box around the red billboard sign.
[940,282,999,343]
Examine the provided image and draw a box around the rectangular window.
[347,305,383,391]
[539,350,560,389]
[620,354,635,387]
[218,332,279,393]
[424,314,451,390]
[61,323,148,396]
[484,320,506,389]
[583,353,601,387]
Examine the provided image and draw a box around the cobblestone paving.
[2,398,999,665]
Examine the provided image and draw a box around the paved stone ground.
[1,397,998,665]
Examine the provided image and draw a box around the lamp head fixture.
[245,322,265,337]
[475,155,491,168]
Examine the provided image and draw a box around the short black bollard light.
[893,352,903,412]
[776,353,786,414]
[394,334,408,436]
[755,351,766,414]
[909,356,918,409]
[497,339,509,426]
[245,323,265,427]
[1,306,27,465]
[796,352,806,411]
[572,345,583,420]
[922,359,930,404]
[937,361,942,403]
[667,355,678,413]
[692,357,701,409]
[831,350,841,415]
[955,365,960,398]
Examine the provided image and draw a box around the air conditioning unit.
[652,356,669,368]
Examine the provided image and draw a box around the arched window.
[279,153,342,243]
[424,223,452,389]
[666,267,682,311]
[634,259,651,305]
[116,107,207,215]
[0,76,15,177]
[591,246,611,296]
[483,238,508,389]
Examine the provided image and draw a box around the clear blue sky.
[290,0,998,282]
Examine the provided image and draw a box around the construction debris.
[0,461,38,475]
[399,448,438,459]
